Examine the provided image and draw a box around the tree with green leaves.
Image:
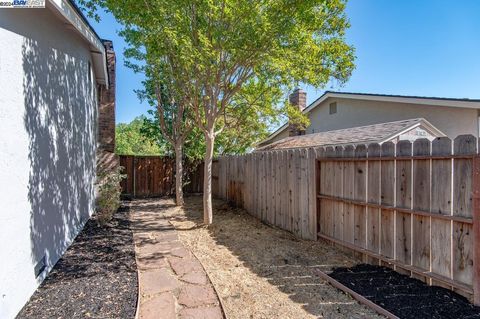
[141,79,284,160]
[80,0,354,224]
[140,71,193,206]
[115,116,164,155]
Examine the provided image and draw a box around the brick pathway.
[130,201,224,319]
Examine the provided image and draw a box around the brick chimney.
[98,40,116,153]
[288,88,307,136]
[97,40,118,176]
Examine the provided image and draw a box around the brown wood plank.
[281,150,288,229]
[354,145,367,250]
[453,135,476,218]
[381,142,395,206]
[299,148,309,238]
[431,218,451,278]
[453,222,474,285]
[287,150,294,232]
[343,145,355,244]
[473,154,480,305]
[333,146,344,241]
[367,143,381,259]
[308,148,317,240]
[322,147,335,237]
[380,142,395,259]
[396,141,412,209]
[395,141,412,265]
[412,139,431,272]
[294,149,302,236]
[316,194,472,224]
[431,137,452,215]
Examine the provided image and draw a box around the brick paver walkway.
[130,201,224,319]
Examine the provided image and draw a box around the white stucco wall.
[0,8,98,319]
[306,98,479,138]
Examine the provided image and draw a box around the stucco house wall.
[268,129,290,145]
[0,8,99,319]
[307,98,479,138]
[265,94,480,146]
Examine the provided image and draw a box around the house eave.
[260,91,480,145]
[379,119,446,143]
[46,0,109,88]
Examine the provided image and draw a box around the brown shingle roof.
[256,118,443,151]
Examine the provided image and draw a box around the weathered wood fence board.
[212,149,318,240]
[316,135,479,303]
[119,155,202,197]
[211,135,479,304]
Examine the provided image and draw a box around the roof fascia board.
[261,123,288,144]
[263,92,480,143]
[323,93,480,109]
[379,120,446,144]
[262,93,331,143]
[47,0,109,87]
[262,91,480,144]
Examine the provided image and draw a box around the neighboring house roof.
[262,91,480,145]
[46,0,109,87]
[256,118,444,151]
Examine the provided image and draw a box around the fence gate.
[315,136,480,305]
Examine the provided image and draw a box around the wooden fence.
[119,155,203,197]
[212,135,480,304]
[317,136,479,303]
[213,148,317,240]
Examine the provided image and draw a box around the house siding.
[307,98,478,138]
[0,8,98,319]
[266,128,290,145]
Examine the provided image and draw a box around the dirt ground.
[139,195,383,319]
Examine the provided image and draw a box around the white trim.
[260,123,288,144]
[379,119,446,143]
[46,0,108,87]
[261,92,480,144]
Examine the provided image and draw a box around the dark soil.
[17,206,138,319]
[329,264,480,319]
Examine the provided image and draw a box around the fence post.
[472,155,480,305]
[133,156,136,198]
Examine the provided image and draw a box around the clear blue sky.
[87,1,480,124]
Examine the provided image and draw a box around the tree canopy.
[81,0,355,223]
[115,116,164,155]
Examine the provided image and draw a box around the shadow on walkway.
[154,195,382,319]
[128,198,224,319]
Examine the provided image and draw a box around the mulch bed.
[17,206,138,319]
[329,264,480,319]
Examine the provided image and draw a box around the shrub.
[96,166,126,226]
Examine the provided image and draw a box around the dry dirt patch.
[157,195,382,319]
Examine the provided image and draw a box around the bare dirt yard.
[142,195,383,319]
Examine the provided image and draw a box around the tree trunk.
[203,131,215,224]
[174,142,184,206]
